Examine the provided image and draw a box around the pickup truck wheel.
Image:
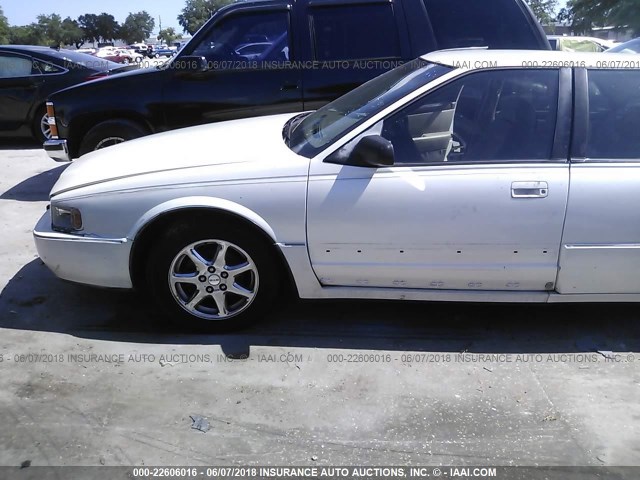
[79,120,148,156]
[33,106,52,143]
[146,222,279,332]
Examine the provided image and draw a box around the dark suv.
[45,0,549,161]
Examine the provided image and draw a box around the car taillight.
[46,102,59,139]
[86,72,108,81]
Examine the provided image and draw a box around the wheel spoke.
[171,273,199,285]
[186,248,209,271]
[227,262,253,278]
[212,291,227,315]
[213,242,228,270]
[229,283,254,299]
[185,290,207,310]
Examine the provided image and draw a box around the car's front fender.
[127,196,278,243]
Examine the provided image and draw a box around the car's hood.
[51,64,154,97]
[51,113,301,196]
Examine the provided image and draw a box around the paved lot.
[0,140,639,469]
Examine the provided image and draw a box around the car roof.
[0,44,62,52]
[547,35,604,41]
[422,48,632,69]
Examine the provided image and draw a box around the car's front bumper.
[33,211,133,289]
[43,139,71,162]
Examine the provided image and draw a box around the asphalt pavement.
[0,140,638,469]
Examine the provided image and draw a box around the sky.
[1,0,182,32]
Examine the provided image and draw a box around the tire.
[145,221,280,332]
[79,119,148,156]
[33,105,51,143]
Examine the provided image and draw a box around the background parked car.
[94,47,141,65]
[45,0,550,161]
[547,35,615,52]
[118,48,144,64]
[607,38,640,54]
[0,45,134,143]
[152,46,177,58]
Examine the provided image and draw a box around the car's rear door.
[306,68,572,291]
[161,4,302,129]
[557,68,640,294]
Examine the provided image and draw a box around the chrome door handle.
[511,181,548,198]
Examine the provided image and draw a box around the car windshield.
[286,59,453,158]
[608,38,640,54]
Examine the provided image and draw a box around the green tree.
[62,17,84,48]
[0,5,9,44]
[78,14,99,45]
[119,11,155,44]
[36,13,64,45]
[9,25,44,45]
[178,0,233,35]
[525,0,559,26]
[566,0,640,35]
[95,12,119,42]
[157,27,180,45]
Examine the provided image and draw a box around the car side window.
[309,4,401,61]
[32,60,63,75]
[423,0,542,49]
[586,70,640,159]
[190,11,290,66]
[0,54,33,78]
[377,69,559,164]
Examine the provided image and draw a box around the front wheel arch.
[129,208,297,298]
[75,117,152,157]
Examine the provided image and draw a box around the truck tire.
[79,119,148,156]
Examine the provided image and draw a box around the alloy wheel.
[95,137,126,150]
[40,112,52,140]
[168,239,259,320]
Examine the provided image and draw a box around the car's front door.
[161,6,302,130]
[307,68,571,291]
[0,52,42,132]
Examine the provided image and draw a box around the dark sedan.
[0,45,134,142]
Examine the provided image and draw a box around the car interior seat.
[466,96,537,161]
[613,103,640,158]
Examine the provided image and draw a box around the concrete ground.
[0,140,639,470]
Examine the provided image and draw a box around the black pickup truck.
[44,0,549,161]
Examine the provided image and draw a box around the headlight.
[51,205,83,232]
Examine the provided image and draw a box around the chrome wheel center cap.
[208,274,222,286]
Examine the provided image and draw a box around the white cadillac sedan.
[34,49,640,330]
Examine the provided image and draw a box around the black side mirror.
[172,56,208,72]
[348,135,395,168]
